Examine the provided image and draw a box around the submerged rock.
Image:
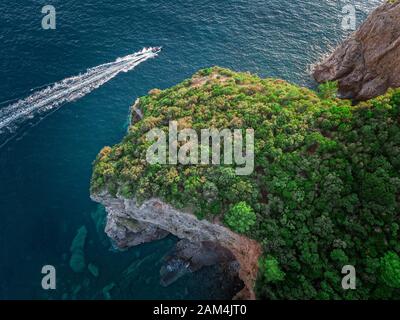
[313,1,400,100]
[160,258,191,287]
[88,263,99,278]
[69,226,87,273]
[102,282,115,300]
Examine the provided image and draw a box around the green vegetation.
[381,252,400,288]
[224,201,256,234]
[259,256,286,283]
[91,67,400,299]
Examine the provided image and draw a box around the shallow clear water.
[0,0,382,299]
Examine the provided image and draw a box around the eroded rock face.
[313,1,400,100]
[96,192,169,248]
[91,192,262,300]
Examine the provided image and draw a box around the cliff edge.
[313,1,400,100]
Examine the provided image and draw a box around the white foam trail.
[0,47,159,135]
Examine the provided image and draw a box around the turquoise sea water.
[0,0,382,299]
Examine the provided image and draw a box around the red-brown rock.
[313,1,400,100]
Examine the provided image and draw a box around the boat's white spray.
[0,47,160,137]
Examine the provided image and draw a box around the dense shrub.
[381,252,400,288]
[224,202,256,234]
[259,256,286,283]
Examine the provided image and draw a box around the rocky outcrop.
[313,1,400,100]
[95,194,169,249]
[91,191,262,300]
[130,98,143,124]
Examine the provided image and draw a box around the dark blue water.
[0,0,382,299]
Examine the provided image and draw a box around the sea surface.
[0,0,382,299]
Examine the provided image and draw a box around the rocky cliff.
[313,1,400,100]
[91,191,262,300]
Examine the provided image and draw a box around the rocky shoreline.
[91,191,262,300]
[313,1,400,100]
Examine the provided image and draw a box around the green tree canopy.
[381,252,400,288]
[224,201,256,234]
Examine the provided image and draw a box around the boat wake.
[0,47,160,146]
